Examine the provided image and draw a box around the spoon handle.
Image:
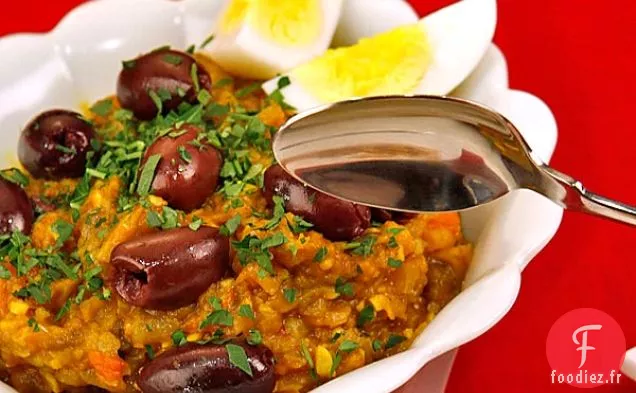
[541,166,636,225]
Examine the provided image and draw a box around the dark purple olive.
[0,179,34,235]
[110,226,229,310]
[18,110,95,179]
[371,208,417,224]
[138,341,275,393]
[264,164,371,241]
[424,258,460,308]
[117,48,212,120]
[140,124,222,211]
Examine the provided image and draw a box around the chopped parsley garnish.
[185,44,196,54]
[260,232,287,249]
[163,53,183,65]
[385,334,407,350]
[200,309,234,329]
[356,304,375,328]
[52,219,73,248]
[55,299,71,321]
[0,265,10,280]
[238,304,255,320]
[137,154,161,196]
[247,329,262,345]
[214,78,233,88]
[288,216,313,233]
[264,195,285,229]
[146,207,180,230]
[54,144,76,155]
[220,214,241,236]
[348,235,376,257]
[190,63,200,93]
[147,89,163,113]
[189,216,203,231]
[387,227,405,235]
[387,236,398,248]
[27,318,41,332]
[313,246,328,263]
[200,33,215,49]
[372,339,382,352]
[300,341,317,379]
[283,287,297,303]
[277,76,291,89]
[90,99,113,116]
[122,59,136,69]
[0,168,29,187]
[145,344,155,359]
[226,343,253,376]
[177,146,192,163]
[330,340,360,377]
[334,277,354,297]
[235,83,262,98]
[171,330,188,346]
[387,258,403,268]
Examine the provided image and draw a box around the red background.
[1,1,635,392]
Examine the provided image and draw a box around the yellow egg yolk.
[219,0,322,46]
[292,24,431,102]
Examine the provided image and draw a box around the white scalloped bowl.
[0,1,563,392]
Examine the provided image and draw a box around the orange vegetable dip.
[0,52,472,393]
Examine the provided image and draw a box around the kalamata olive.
[424,258,460,308]
[140,124,222,211]
[117,48,212,120]
[0,179,34,235]
[18,110,95,179]
[139,341,275,393]
[371,208,417,224]
[264,164,371,241]
[110,226,229,310]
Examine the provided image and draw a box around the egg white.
[204,0,343,80]
[263,0,497,112]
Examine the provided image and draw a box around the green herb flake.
[238,304,255,320]
[185,44,196,54]
[283,287,297,303]
[163,53,184,65]
[190,63,200,93]
[220,214,242,236]
[387,257,403,268]
[122,59,136,69]
[200,33,215,49]
[137,154,161,196]
[387,236,398,248]
[349,236,376,257]
[387,227,405,235]
[161,206,179,229]
[335,277,354,297]
[260,232,286,249]
[148,89,163,113]
[0,265,11,280]
[247,329,263,345]
[277,76,291,89]
[338,340,359,353]
[235,83,261,98]
[288,216,313,234]
[177,146,192,163]
[0,168,29,187]
[264,195,285,229]
[145,344,155,359]
[226,343,253,376]
[27,318,41,332]
[356,304,375,328]
[313,246,328,263]
[146,210,163,228]
[171,330,188,347]
[372,339,382,352]
[52,219,73,248]
[200,309,234,329]
[214,78,233,88]
[54,144,76,155]
[385,334,407,350]
[90,99,113,116]
[54,299,71,321]
[189,216,203,231]
[300,341,317,379]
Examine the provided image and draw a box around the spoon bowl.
[273,95,636,225]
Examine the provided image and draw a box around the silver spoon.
[272,95,636,225]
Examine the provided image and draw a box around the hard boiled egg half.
[203,0,343,80]
[262,0,497,112]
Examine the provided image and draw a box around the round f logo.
[546,309,626,388]
[572,324,602,368]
